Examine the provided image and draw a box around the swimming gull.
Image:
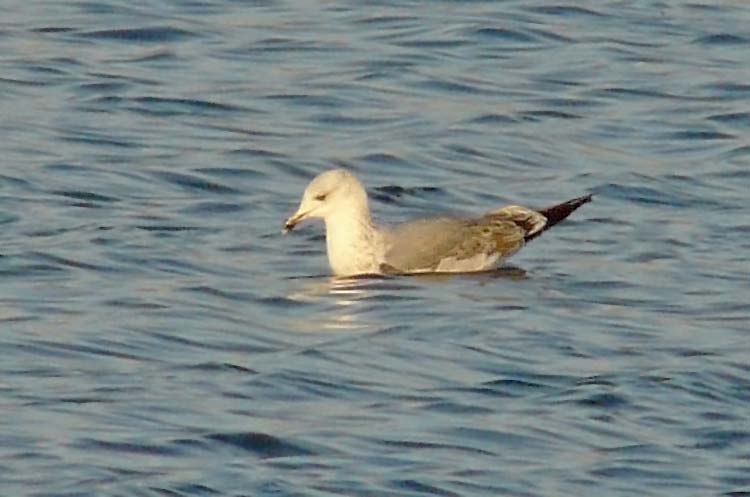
[283,169,591,277]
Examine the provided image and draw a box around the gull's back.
[382,217,472,272]
[382,206,543,273]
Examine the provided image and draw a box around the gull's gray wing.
[382,206,546,273]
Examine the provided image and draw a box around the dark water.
[2,1,749,496]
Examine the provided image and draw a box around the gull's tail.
[525,194,592,242]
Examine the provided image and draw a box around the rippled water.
[2,1,749,496]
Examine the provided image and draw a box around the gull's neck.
[324,204,383,276]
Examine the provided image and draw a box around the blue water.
[2,1,749,496]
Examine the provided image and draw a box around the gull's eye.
[314,193,327,201]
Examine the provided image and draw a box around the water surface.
[1,1,749,496]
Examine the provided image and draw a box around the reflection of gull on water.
[284,277,378,332]
[284,267,529,333]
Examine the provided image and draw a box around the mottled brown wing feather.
[423,216,527,265]
[479,206,548,251]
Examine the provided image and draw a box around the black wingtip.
[526,194,592,241]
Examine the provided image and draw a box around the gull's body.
[283,169,591,277]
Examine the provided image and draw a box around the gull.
[283,169,591,277]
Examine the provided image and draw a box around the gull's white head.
[283,169,369,233]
